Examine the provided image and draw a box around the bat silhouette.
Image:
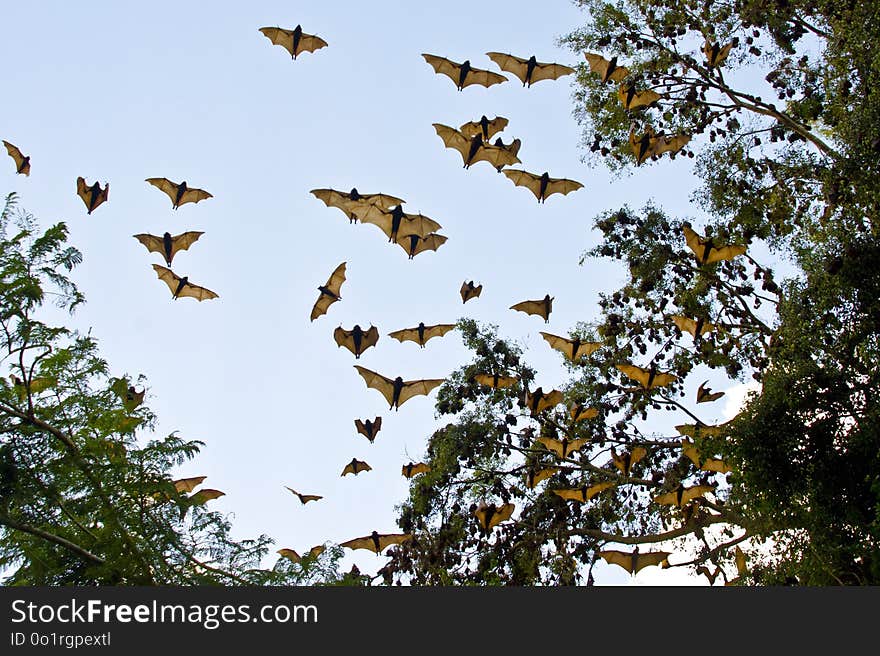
[503,170,583,203]
[570,403,599,422]
[540,332,602,361]
[433,123,521,170]
[617,83,662,110]
[671,314,716,339]
[284,486,323,504]
[629,128,691,165]
[352,204,442,243]
[524,387,564,415]
[536,435,588,459]
[683,225,747,264]
[401,461,431,478]
[583,53,630,83]
[610,446,648,476]
[311,187,405,224]
[152,265,218,301]
[395,232,448,259]
[474,501,515,532]
[704,40,734,69]
[616,363,678,389]
[653,484,716,507]
[680,439,731,473]
[421,54,508,91]
[145,178,212,209]
[485,52,574,87]
[474,372,518,389]
[599,548,671,574]
[311,261,346,321]
[277,549,302,563]
[354,417,382,443]
[2,140,30,175]
[459,115,509,141]
[510,295,553,322]
[388,322,456,348]
[460,280,482,304]
[340,531,413,554]
[353,365,444,411]
[491,137,522,171]
[334,324,379,359]
[76,177,109,214]
[341,458,372,477]
[259,25,328,59]
[525,466,558,489]
[133,231,204,267]
[696,381,725,404]
[553,481,616,503]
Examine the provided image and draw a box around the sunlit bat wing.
[433,123,521,169]
[503,169,583,203]
[2,140,30,175]
[704,40,734,68]
[401,461,432,478]
[310,188,404,222]
[599,549,671,574]
[340,531,413,554]
[152,264,218,301]
[172,476,207,493]
[671,314,716,338]
[354,417,382,442]
[187,488,225,506]
[341,458,372,477]
[421,54,507,90]
[696,381,725,404]
[145,177,212,209]
[333,324,380,358]
[616,363,678,389]
[353,366,397,407]
[277,548,301,563]
[485,52,574,87]
[681,439,732,473]
[553,481,616,502]
[683,225,747,264]
[387,323,456,347]
[510,296,553,322]
[460,281,482,303]
[617,84,662,110]
[308,545,326,559]
[76,177,109,214]
[284,486,323,504]
[259,25,328,59]
[397,378,445,407]
[653,484,716,507]
[474,502,515,532]
[540,332,602,361]
[474,373,518,388]
[134,231,204,267]
[583,53,630,83]
[525,388,564,414]
[525,466,558,489]
[353,204,442,241]
[610,446,648,476]
[395,232,448,259]
[536,436,588,459]
[459,115,509,140]
[570,404,599,422]
[310,261,346,321]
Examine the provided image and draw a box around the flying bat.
[553,481,616,503]
[536,435,588,459]
[277,548,301,563]
[671,314,716,339]
[388,322,456,348]
[696,381,725,404]
[133,231,204,267]
[340,531,413,554]
[583,53,629,83]
[525,466,558,489]
[491,137,522,171]
[485,52,575,87]
[459,115,509,141]
[353,204,442,243]
[598,548,671,574]
[310,187,405,224]
[460,280,482,304]
[474,501,515,532]
[151,264,218,301]
[681,439,732,473]
[396,232,447,259]
[259,25,328,59]
[172,476,207,493]
[503,170,583,203]
[180,488,225,518]
[334,324,379,358]
[145,178,212,209]
[433,123,521,170]
[353,365,444,411]
[683,225,747,264]
[616,363,678,389]
[617,83,662,110]
[704,40,734,69]
[284,486,323,504]
[401,461,431,478]
[510,295,553,322]
[311,261,346,321]
[76,177,109,214]
[421,54,508,91]
[474,372,518,389]
[2,140,30,175]
[653,484,716,507]
[540,332,602,361]
[570,403,599,422]
[610,446,648,476]
[354,417,382,443]
[524,387,564,415]
[341,458,372,477]
[628,128,691,165]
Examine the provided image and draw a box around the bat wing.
[652,133,691,158]
[178,280,218,301]
[485,51,529,83]
[633,551,672,573]
[400,212,443,239]
[471,143,521,169]
[529,61,576,83]
[618,85,662,110]
[598,550,634,573]
[3,140,29,175]
[168,231,205,261]
[76,176,89,206]
[188,488,225,505]
[145,177,179,204]
[277,548,301,563]
[587,481,617,499]
[353,365,396,407]
[378,533,413,550]
[259,26,294,54]
[459,116,509,140]
[311,294,337,321]
[421,54,462,86]
[339,536,376,552]
[554,488,588,502]
[525,467,558,488]
[535,437,564,458]
[308,545,326,558]
[683,484,716,504]
[706,243,748,264]
[396,232,448,258]
[502,169,543,201]
[705,41,734,68]
[404,462,431,477]
[397,378,445,407]
[462,66,508,89]
[682,225,706,261]
[474,373,518,388]
[544,177,584,199]
[333,327,355,353]
[173,475,207,493]
[535,389,564,413]
[616,364,677,388]
[583,53,629,82]
[510,299,548,320]
[388,328,419,344]
[460,281,482,303]
[296,32,329,56]
[424,324,456,342]
[363,326,380,351]
[151,264,181,297]
[696,381,725,403]
[133,233,165,258]
[571,404,599,422]
[433,123,473,165]
[178,187,212,207]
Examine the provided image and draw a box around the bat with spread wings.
[583,53,629,83]
[502,170,583,203]
[145,178,212,209]
[696,381,725,404]
[310,187,405,224]
[340,531,413,554]
[610,446,648,476]
[540,332,602,361]
[352,204,442,243]
[460,280,482,304]
[459,115,509,141]
[629,128,691,165]
[474,372,518,389]
[653,484,716,507]
[2,140,30,175]
[510,295,553,322]
[284,486,323,504]
[474,502,515,533]
[617,83,662,110]
[180,488,225,519]
[525,466,558,489]
[680,439,731,473]
[421,54,508,91]
[599,548,671,574]
[704,40,734,69]
[616,363,678,389]
[570,403,599,422]
[401,462,431,478]
[683,225,747,264]
[112,380,145,412]
[334,324,379,359]
[76,177,109,214]
[433,123,521,170]
[675,422,726,439]
[396,232,448,259]
[536,435,588,459]
[553,481,617,503]
[354,417,382,443]
[259,25,328,59]
[485,52,575,87]
[311,262,346,321]
[671,314,716,339]
[341,458,372,477]
[277,548,302,563]
[152,265,218,301]
[353,365,444,411]
[173,476,207,493]
[388,322,456,348]
[491,137,522,171]
[524,387,564,415]
[134,231,204,267]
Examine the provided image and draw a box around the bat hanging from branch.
[460,280,482,304]
[570,403,599,422]
[485,52,575,87]
[680,439,731,473]
[311,261,346,321]
[459,115,509,141]
[354,417,382,443]
[151,265,218,301]
[352,204,442,243]
[341,458,372,477]
[616,363,678,389]
[353,365,445,411]
[598,548,671,574]
[502,170,583,203]
[540,332,602,361]
[388,322,456,348]
[628,128,691,165]
[76,177,109,214]
[396,232,447,259]
[683,224,747,264]
[473,501,515,533]
[310,187,405,224]
[2,140,30,175]
[284,486,323,505]
[133,231,204,267]
[111,377,145,411]
[421,54,508,91]
[474,372,518,389]
[433,123,521,170]
[583,53,630,83]
[401,462,431,478]
[536,435,588,459]
[259,25,328,59]
[145,178,212,209]
[334,324,379,359]
[340,531,413,554]
[510,294,553,322]
[671,314,716,339]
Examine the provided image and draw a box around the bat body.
[76,177,109,214]
[599,548,671,574]
[610,446,647,476]
[2,140,30,175]
[145,178,212,209]
[653,484,716,507]
[460,280,482,304]
[510,294,553,322]
[704,40,734,69]
[584,53,629,83]
[151,264,218,301]
[353,204,441,243]
[388,322,456,348]
[354,417,382,443]
[133,231,204,267]
[681,439,731,473]
[671,314,716,339]
[396,232,447,259]
[459,115,509,141]
[341,458,372,477]
[340,531,412,554]
[617,83,662,110]
[353,365,444,411]
[503,169,583,203]
[310,187,405,223]
[485,52,574,87]
[553,481,616,503]
[536,435,588,460]
[421,54,507,91]
[524,387,564,415]
[311,262,346,321]
[683,225,747,264]
[540,332,602,361]
[696,381,725,404]
[474,372,518,389]
[334,324,379,358]
[433,123,521,170]
[616,363,678,389]
[259,25,328,59]
[525,466,558,489]
[628,128,690,165]
[401,461,431,478]
[570,403,599,422]
[284,486,323,504]
[474,502,515,532]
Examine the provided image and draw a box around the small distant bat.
[510,294,553,322]
[524,387,564,415]
[145,178,212,209]
[610,446,648,476]
[2,140,30,175]
[259,25,328,59]
[133,231,204,267]
[354,417,382,443]
[334,324,380,359]
[536,435,588,459]
[460,280,482,304]
[76,177,109,214]
[540,332,602,361]
[617,83,662,110]
[433,123,521,170]
[353,365,444,411]
[311,261,346,321]
[277,548,301,563]
[459,115,509,141]
[421,54,508,91]
[152,264,218,301]
[696,381,725,404]
[474,372,518,389]
[310,187,405,224]
[583,53,629,83]
[503,170,583,203]
[341,458,372,477]
[110,377,145,411]
[570,403,599,422]
[599,548,671,574]
[401,461,431,478]
[396,232,447,259]
[473,501,515,532]
[616,363,678,389]
[653,484,716,507]
[388,322,456,348]
[704,40,734,69]
[525,466,558,489]
[726,546,748,585]
[340,531,413,554]
[671,314,716,339]
[553,481,616,503]
[284,486,323,504]
[683,225,747,264]
[353,204,442,243]
[485,52,574,87]
[680,439,732,474]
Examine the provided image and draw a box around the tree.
[384,0,880,585]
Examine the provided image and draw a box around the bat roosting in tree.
[570,403,599,422]
[474,372,518,389]
[133,231,204,267]
[599,548,671,574]
[433,123,521,170]
[310,187,405,224]
[671,314,716,339]
[2,140,30,175]
[334,324,379,358]
[485,52,574,87]
[76,177,109,214]
[388,322,456,348]
[583,53,629,83]
[352,204,442,243]
[145,178,212,209]
[341,458,372,477]
[680,439,731,473]
[683,224,747,264]
[540,332,602,361]
[473,501,515,533]
[354,417,382,443]
[502,170,583,203]
[525,466,558,489]
[459,115,509,141]
[396,232,447,259]
[401,462,431,478]
[653,484,716,507]
[616,363,678,389]
[259,25,328,59]
[536,436,588,460]
[510,295,553,322]
[460,280,482,303]
[284,486,323,504]
[152,265,218,301]
[311,261,346,321]
[111,377,145,411]
[421,54,507,91]
[340,531,412,554]
[353,365,444,411]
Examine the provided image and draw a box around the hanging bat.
[540,332,602,361]
[485,52,575,87]
[334,324,379,358]
[616,363,678,389]
[683,225,747,264]
[491,137,522,171]
[2,140,30,175]
[421,54,508,91]
[310,187,405,223]
[474,372,518,389]
[473,501,515,532]
[459,115,509,141]
[553,481,616,503]
[536,435,588,459]
[145,178,212,209]
[510,294,553,322]
[172,476,207,493]
[401,461,431,478]
[310,261,346,321]
[133,231,204,267]
[681,439,732,473]
[340,531,413,554]
[277,548,301,563]
[151,264,218,301]
[583,53,630,83]
[341,458,372,477]
[502,170,583,203]
[671,314,716,339]
[76,177,109,214]
[654,483,716,507]
[353,204,442,243]
[353,365,444,411]
[696,381,725,404]
[460,280,482,304]
[259,25,328,59]
[354,417,382,443]
[433,123,521,170]
[610,446,648,476]
[396,232,447,259]
[388,322,456,348]
[284,486,323,504]
[570,403,599,422]
[598,548,671,574]
[704,40,734,69]
[617,83,662,110]
[525,466,558,489]
[524,387,564,415]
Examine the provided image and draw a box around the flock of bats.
[4,22,746,577]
